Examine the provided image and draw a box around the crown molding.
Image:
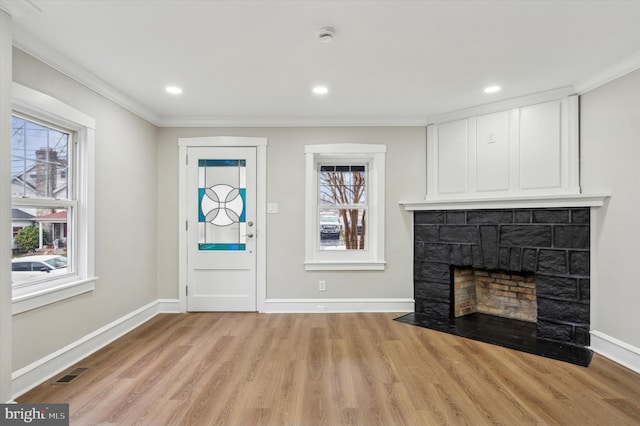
[573,49,640,95]
[158,115,428,128]
[12,34,162,126]
[0,0,39,17]
[426,86,576,125]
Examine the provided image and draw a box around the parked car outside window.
[11,255,68,284]
[320,214,341,239]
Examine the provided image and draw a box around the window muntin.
[318,164,368,251]
[11,115,74,287]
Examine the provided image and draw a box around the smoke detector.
[317,27,335,43]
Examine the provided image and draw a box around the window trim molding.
[11,83,97,314]
[304,143,386,271]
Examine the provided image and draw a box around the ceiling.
[5,0,640,126]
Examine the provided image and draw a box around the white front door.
[186,147,257,311]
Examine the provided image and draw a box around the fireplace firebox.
[453,268,537,322]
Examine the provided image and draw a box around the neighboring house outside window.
[10,83,96,314]
[304,144,386,271]
[11,208,36,250]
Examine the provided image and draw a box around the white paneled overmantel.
[425,94,580,202]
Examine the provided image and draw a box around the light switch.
[267,203,278,214]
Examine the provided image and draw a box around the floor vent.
[52,367,89,384]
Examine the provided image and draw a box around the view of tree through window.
[319,164,367,250]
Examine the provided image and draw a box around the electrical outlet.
[319,280,326,291]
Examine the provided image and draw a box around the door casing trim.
[178,136,267,313]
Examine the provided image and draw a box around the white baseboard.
[157,298,181,313]
[11,298,180,400]
[590,330,640,374]
[262,298,414,313]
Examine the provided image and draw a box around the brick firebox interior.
[453,268,537,322]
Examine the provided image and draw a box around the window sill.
[304,261,386,271]
[12,276,98,315]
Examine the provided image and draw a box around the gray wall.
[580,68,640,348]
[157,127,426,301]
[11,49,159,370]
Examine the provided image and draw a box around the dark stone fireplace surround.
[413,207,591,346]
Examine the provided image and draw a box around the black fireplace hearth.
[405,207,593,366]
[394,312,593,366]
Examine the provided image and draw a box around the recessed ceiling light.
[484,85,501,94]
[165,86,183,95]
[312,86,329,95]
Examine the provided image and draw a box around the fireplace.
[396,207,594,366]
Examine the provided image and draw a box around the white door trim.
[178,136,267,313]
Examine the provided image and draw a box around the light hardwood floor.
[18,312,640,425]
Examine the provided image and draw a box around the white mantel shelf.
[400,193,610,211]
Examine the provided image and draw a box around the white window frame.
[11,83,96,314]
[304,143,386,271]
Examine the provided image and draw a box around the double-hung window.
[10,83,96,314]
[319,164,367,250]
[305,144,386,271]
